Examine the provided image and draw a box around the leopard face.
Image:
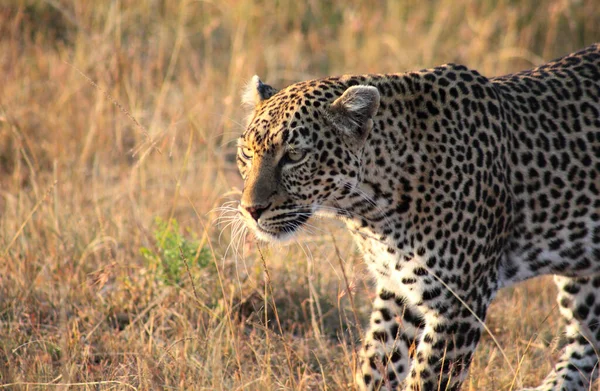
[236,76,380,241]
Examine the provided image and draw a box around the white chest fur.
[353,233,429,307]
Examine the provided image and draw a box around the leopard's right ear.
[242,75,278,108]
[329,85,380,145]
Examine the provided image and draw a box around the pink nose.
[244,205,268,221]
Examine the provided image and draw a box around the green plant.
[140,217,212,285]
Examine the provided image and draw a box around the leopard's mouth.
[246,209,313,243]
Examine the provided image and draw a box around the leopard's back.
[493,44,600,283]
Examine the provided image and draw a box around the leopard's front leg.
[357,284,425,390]
[404,281,494,391]
[405,317,480,391]
[358,277,496,391]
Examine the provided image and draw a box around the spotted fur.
[234,44,600,390]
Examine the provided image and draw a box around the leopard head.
[237,75,380,242]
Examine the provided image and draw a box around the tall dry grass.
[1,0,599,389]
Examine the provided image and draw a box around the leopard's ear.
[242,75,278,107]
[330,85,380,143]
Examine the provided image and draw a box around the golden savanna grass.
[1,0,599,389]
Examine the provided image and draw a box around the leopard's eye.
[240,146,253,160]
[281,149,307,165]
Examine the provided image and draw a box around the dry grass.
[1,0,599,389]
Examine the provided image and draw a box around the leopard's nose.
[244,204,269,221]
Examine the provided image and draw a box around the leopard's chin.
[252,225,297,243]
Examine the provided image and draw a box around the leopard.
[232,43,600,390]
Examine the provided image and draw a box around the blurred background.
[1,0,599,389]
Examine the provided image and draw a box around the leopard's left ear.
[242,75,278,107]
[330,85,380,144]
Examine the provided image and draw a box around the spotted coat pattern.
[234,44,600,390]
